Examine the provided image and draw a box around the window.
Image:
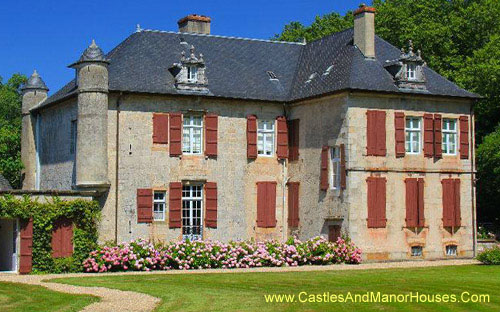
[407,63,417,81]
[330,147,341,190]
[405,117,421,154]
[187,66,198,83]
[182,184,203,241]
[153,191,166,221]
[182,115,203,154]
[442,119,457,155]
[446,245,457,256]
[411,246,423,257]
[70,120,77,155]
[257,120,275,156]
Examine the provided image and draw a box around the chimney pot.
[178,14,211,35]
[354,4,376,58]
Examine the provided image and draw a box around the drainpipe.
[114,93,123,244]
[35,113,41,190]
[282,103,289,242]
[470,102,476,257]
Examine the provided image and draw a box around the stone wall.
[39,99,77,190]
[346,93,475,260]
[287,93,350,240]
[101,94,286,243]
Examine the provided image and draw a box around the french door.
[182,185,203,241]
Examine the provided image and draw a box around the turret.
[21,70,48,189]
[69,40,110,189]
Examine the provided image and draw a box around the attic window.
[267,71,278,80]
[383,40,427,91]
[407,63,416,81]
[187,66,198,83]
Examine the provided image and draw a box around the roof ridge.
[139,28,306,45]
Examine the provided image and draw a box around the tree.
[476,127,500,223]
[0,73,26,188]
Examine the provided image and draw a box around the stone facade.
[20,6,477,261]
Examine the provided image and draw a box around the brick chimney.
[354,4,376,58]
[178,14,211,35]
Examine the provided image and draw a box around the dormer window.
[169,44,208,93]
[187,66,198,83]
[384,40,427,91]
[407,63,417,81]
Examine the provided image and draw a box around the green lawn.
[0,281,98,312]
[51,265,500,312]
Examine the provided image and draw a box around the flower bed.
[83,236,362,272]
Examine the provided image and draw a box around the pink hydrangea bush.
[83,236,362,273]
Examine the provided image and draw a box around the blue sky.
[0,0,361,93]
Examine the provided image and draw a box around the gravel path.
[0,258,480,311]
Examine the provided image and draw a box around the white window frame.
[330,147,341,190]
[257,119,275,157]
[182,114,203,155]
[407,63,417,81]
[153,191,166,221]
[442,118,457,155]
[182,184,203,241]
[187,66,198,83]
[411,246,423,257]
[405,117,422,154]
[446,245,457,256]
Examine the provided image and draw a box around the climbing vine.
[0,195,100,273]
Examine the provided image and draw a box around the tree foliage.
[0,73,26,188]
[275,0,500,221]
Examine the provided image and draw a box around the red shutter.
[367,177,386,228]
[205,182,217,228]
[367,110,386,156]
[417,178,425,227]
[320,146,329,191]
[459,116,469,159]
[153,113,168,144]
[376,177,387,227]
[287,182,300,227]
[266,182,277,227]
[442,179,454,227]
[424,114,434,158]
[288,119,299,161]
[376,111,387,156]
[257,182,266,227]
[454,179,461,227]
[247,115,257,159]
[394,112,406,157]
[276,116,288,159]
[434,114,442,158]
[366,110,377,156]
[169,113,182,156]
[340,144,346,189]
[169,182,182,228]
[367,178,377,228]
[51,221,61,258]
[52,218,73,258]
[137,189,153,223]
[19,218,33,274]
[257,182,277,228]
[405,178,418,227]
[205,113,218,157]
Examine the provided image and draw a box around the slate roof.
[38,28,477,110]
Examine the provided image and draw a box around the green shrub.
[477,246,500,265]
[52,257,81,273]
